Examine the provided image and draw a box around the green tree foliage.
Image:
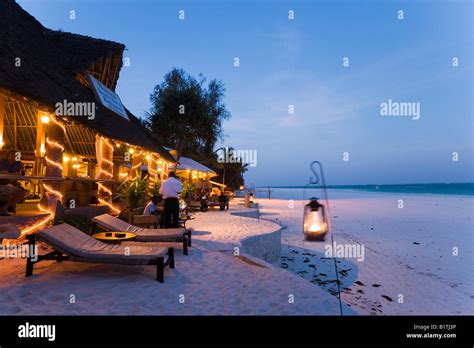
[146,68,248,189]
[146,68,230,157]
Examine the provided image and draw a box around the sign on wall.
[88,74,129,121]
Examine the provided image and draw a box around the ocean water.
[252,183,474,200]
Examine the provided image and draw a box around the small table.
[92,232,137,243]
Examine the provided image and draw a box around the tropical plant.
[181,182,196,200]
[61,214,92,233]
[114,173,149,209]
[150,179,162,196]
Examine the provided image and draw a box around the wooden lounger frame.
[25,234,175,283]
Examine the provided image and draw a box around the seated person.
[143,195,159,215]
[0,149,22,185]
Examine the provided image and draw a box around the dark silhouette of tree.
[146,68,230,158]
[146,68,247,189]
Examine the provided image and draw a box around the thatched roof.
[0,0,174,162]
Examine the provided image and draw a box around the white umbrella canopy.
[176,156,216,175]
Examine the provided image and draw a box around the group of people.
[143,171,182,228]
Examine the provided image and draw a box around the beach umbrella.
[303,197,327,240]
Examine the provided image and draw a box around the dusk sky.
[18,0,473,186]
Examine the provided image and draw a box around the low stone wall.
[230,209,281,266]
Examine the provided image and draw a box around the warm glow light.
[50,115,66,132]
[98,198,121,214]
[43,183,63,200]
[145,154,151,160]
[45,156,63,171]
[116,143,121,148]
[21,211,53,235]
[40,143,46,156]
[72,164,80,169]
[72,157,78,162]
[98,183,113,195]
[41,115,50,124]
[307,223,326,233]
[102,158,114,166]
[63,155,70,162]
[98,168,113,178]
[128,148,134,154]
[46,137,65,151]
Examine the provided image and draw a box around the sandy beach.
[1,191,472,315]
[257,190,474,315]
[0,204,345,315]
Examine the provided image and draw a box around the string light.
[46,137,65,151]
[21,213,53,235]
[45,156,63,171]
[49,115,66,132]
[98,168,113,178]
[98,183,112,195]
[102,158,114,167]
[98,198,120,214]
[43,183,63,200]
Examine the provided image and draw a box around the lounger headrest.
[0,223,21,240]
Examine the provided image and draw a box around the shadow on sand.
[282,243,359,315]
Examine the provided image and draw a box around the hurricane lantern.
[303,197,327,240]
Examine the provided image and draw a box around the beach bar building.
[0,0,174,234]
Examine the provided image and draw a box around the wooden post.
[34,111,47,175]
[13,102,17,149]
[95,136,114,205]
[148,154,158,185]
[130,148,142,179]
[0,95,5,150]
[43,114,65,210]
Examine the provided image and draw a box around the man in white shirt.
[159,171,183,228]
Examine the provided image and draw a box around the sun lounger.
[0,223,21,243]
[25,223,174,283]
[91,214,191,255]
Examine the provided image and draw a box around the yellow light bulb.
[41,115,50,124]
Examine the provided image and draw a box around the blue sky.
[18,0,473,186]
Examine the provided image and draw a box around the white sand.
[0,206,344,315]
[1,192,471,315]
[255,191,474,315]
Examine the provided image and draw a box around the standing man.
[159,171,182,228]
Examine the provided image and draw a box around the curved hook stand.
[306,160,343,316]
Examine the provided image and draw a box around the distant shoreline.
[251,183,474,197]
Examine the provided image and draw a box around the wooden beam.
[13,102,17,149]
